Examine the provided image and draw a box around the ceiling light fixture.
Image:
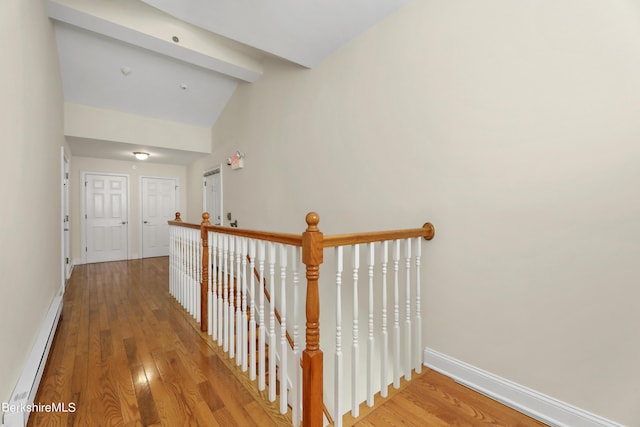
[179,83,188,90]
[121,66,132,76]
[133,151,150,160]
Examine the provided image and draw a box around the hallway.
[29,257,546,426]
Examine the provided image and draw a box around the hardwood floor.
[346,370,547,426]
[29,258,288,427]
[30,257,547,427]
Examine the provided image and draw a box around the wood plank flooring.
[347,369,547,426]
[30,257,547,427]
[29,258,287,427]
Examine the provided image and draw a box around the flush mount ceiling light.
[179,83,188,90]
[133,151,150,160]
[120,66,132,76]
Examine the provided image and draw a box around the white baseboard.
[3,288,63,427]
[424,348,624,427]
[72,258,83,267]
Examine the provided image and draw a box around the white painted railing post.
[279,244,288,414]
[351,244,360,417]
[334,246,344,427]
[258,240,266,391]
[404,238,412,381]
[415,237,422,374]
[249,239,257,381]
[392,239,401,389]
[381,240,389,398]
[241,238,249,372]
[268,242,277,402]
[292,246,302,427]
[367,243,375,407]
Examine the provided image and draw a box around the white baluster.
[393,239,400,389]
[291,246,302,427]
[351,244,360,417]
[268,242,276,402]
[279,244,288,414]
[249,239,257,381]
[212,233,218,340]
[334,246,344,427]
[404,238,412,380]
[196,230,201,323]
[229,236,236,359]
[381,240,389,398]
[258,240,266,391]
[414,237,422,374]
[367,242,375,407]
[208,231,214,336]
[217,232,223,345]
[223,234,229,352]
[235,236,242,365]
[241,238,249,372]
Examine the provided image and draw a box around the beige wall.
[70,157,188,262]
[65,103,212,153]
[0,0,66,404]
[188,1,640,424]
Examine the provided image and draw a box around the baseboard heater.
[2,288,63,427]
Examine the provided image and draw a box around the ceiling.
[48,0,410,165]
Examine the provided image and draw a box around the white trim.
[60,148,66,292]
[3,286,64,427]
[202,165,223,226]
[80,171,131,264]
[423,348,624,427]
[139,175,179,258]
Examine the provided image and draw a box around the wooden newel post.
[201,212,211,333]
[302,212,324,427]
[174,212,182,222]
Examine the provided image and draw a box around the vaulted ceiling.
[48,0,409,164]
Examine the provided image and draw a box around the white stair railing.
[169,212,435,427]
[325,233,433,427]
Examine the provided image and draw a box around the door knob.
[121,221,127,225]
[143,221,149,224]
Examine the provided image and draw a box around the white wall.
[187,1,640,424]
[70,156,188,262]
[0,0,66,404]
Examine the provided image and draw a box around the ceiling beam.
[46,0,263,83]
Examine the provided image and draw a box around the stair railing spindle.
[279,244,288,413]
[351,244,360,418]
[404,238,412,380]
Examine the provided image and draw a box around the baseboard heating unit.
[2,288,63,427]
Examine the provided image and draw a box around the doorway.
[82,172,130,264]
[61,149,71,290]
[203,167,223,226]
[141,176,178,258]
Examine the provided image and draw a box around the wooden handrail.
[323,222,435,248]
[204,225,303,247]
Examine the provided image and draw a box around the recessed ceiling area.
[48,0,411,165]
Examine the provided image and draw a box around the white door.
[141,177,177,258]
[204,170,222,225]
[85,174,129,263]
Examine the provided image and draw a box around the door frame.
[80,171,131,264]
[203,165,223,225]
[60,148,70,291]
[139,175,179,258]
